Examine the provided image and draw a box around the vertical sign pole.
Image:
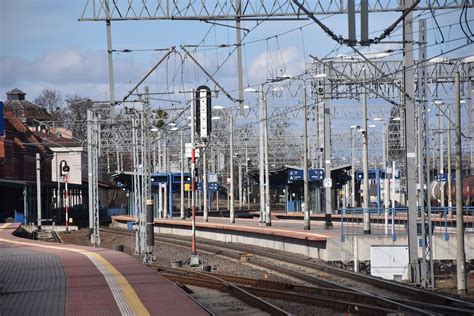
[36,153,42,229]
[303,83,310,230]
[258,84,265,223]
[362,68,371,234]
[455,70,467,294]
[230,116,235,223]
[404,0,420,284]
[191,92,197,259]
[180,132,185,220]
[263,89,271,226]
[65,174,69,232]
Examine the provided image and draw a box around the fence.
[339,206,474,242]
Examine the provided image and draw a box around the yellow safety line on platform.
[0,223,149,316]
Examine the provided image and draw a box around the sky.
[1,0,472,107]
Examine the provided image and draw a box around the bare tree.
[34,88,63,115]
[64,95,93,140]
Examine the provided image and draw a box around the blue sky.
[1,1,472,105]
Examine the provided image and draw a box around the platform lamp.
[349,125,358,208]
[244,86,267,224]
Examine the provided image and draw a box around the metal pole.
[468,79,473,175]
[36,153,41,229]
[180,132,185,219]
[362,68,371,234]
[235,0,244,115]
[245,138,250,209]
[440,110,445,207]
[264,89,271,226]
[238,157,243,209]
[351,128,356,208]
[303,83,310,230]
[404,0,420,284]
[65,174,69,232]
[23,186,27,225]
[190,95,198,260]
[258,84,265,223]
[203,142,208,222]
[455,70,467,294]
[230,116,235,223]
[447,109,453,216]
[145,199,154,263]
[104,0,115,105]
[383,124,390,234]
[55,152,60,214]
[324,89,333,228]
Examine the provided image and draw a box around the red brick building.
[0,89,52,222]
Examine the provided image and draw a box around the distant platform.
[112,214,474,262]
[0,223,210,316]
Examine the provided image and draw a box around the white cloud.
[247,47,304,83]
[0,49,144,100]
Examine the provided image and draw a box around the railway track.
[156,265,399,315]
[175,271,292,316]
[101,226,474,315]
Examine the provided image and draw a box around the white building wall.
[51,147,83,185]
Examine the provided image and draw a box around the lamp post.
[362,68,370,234]
[350,125,358,208]
[373,117,392,234]
[244,86,266,223]
[245,137,250,209]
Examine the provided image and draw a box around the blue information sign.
[288,169,303,181]
[436,174,448,182]
[288,169,324,182]
[309,169,324,181]
[198,182,219,191]
[208,182,218,192]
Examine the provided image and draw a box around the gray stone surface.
[0,246,66,316]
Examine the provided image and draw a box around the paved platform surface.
[114,214,342,240]
[0,223,209,316]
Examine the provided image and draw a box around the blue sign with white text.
[288,169,303,181]
[198,182,219,191]
[288,169,324,182]
[309,169,324,181]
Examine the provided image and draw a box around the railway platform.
[0,222,210,316]
[112,213,474,263]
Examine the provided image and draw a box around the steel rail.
[139,226,473,310]
[160,267,474,316]
[161,273,398,316]
[101,227,430,314]
[102,226,473,314]
[161,269,290,315]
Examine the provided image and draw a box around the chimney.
[6,88,26,101]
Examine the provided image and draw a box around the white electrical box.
[370,245,409,281]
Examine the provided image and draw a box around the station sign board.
[288,169,303,181]
[288,169,325,182]
[198,182,219,192]
[309,169,324,181]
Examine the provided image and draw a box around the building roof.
[6,88,26,98]
[33,131,83,149]
[4,99,51,121]
[3,115,50,155]
[4,88,51,121]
